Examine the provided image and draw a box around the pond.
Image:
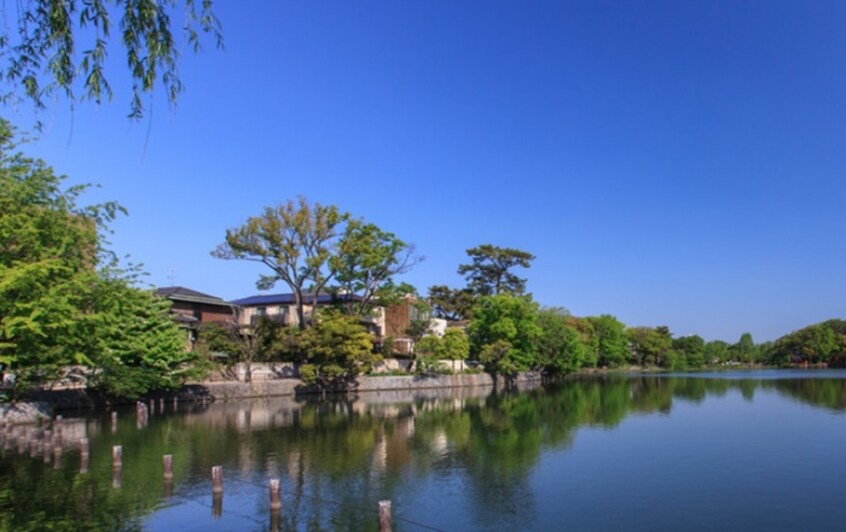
[3,370,846,531]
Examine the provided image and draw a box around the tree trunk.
[294,290,306,330]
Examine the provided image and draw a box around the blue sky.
[10,1,846,342]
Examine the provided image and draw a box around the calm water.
[3,370,846,531]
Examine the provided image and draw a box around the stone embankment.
[203,372,541,400]
[0,372,543,424]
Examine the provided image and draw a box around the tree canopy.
[458,244,535,296]
[1,0,221,120]
[0,119,196,398]
[212,197,347,329]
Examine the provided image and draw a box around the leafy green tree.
[440,328,470,360]
[1,1,221,120]
[673,335,706,368]
[298,310,379,388]
[585,315,629,367]
[468,294,540,375]
[213,197,348,330]
[458,244,535,296]
[704,340,730,365]
[330,220,419,316]
[731,332,759,364]
[0,119,198,398]
[84,278,201,399]
[536,308,586,374]
[196,312,279,383]
[767,320,846,367]
[427,285,476,321]
[627,326,673,367]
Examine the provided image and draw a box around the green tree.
[427,285,476,321]
[0,119,198,398]
[1,1,221,120]
[731,332,759,364]
[536,308,586,374]
[440,328,470,360]
[468,294,540,376]
[585,315,629,367]
[196,312,279,383]
[627,326,673,367]
[84,278,201,399]
[212,197,348,330]
[330,220,419,317]
[298,310,379,388]
[704,340,730,365]
[767,320,846,367]
[673,335,706,369]
[458,244,535,296]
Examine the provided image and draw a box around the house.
[229,292,368,328]
[230,292,445,355]
[156,286,234,350]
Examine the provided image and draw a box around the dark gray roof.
[230,293,363,306]
[156,286,231,307]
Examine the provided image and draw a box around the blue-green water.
[3,370,846,530]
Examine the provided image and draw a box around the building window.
[256,306,267,317]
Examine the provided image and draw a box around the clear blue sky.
[11,0,846,342]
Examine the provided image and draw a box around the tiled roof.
[156,286,230,306]
[230,292,363,306]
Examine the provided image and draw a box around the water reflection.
[2,373,846,530]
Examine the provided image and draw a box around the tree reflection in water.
[1,373,846,529]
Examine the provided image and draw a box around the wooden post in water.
[163,454,174,497]
[212,466,223,494]
[269,478,282,531]
[269,478,282,511]
[80,438,89,474]
[111,411,118,434]
[163,455,173,480]
[378,500,392,532]
[211,466,223,519]
[112,445,122,488]
[212,492,223,519]
[159,399,164,413]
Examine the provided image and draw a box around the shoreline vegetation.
[2,120,846,419]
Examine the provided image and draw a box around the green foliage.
[731,332,761,364]
[84,279,201,399]
[458,244,535,296]
[536,308,586,375]
[627,326,673,367]
[404,300,434,347]
[195,313,280,382]
[414,336,441,358]
[0,119,199,399]
[586,315,629,367]
[704,340,730,365]
[298,311,379,388]
[330,220,418,316]
[468,295,540,375]
[380,335,396,357]
[427,284,476,321]
[441,328,470,360]
[768,320,846,367]
[213,197,348,329]
[673,335,706,368]
[1,1,222,120]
